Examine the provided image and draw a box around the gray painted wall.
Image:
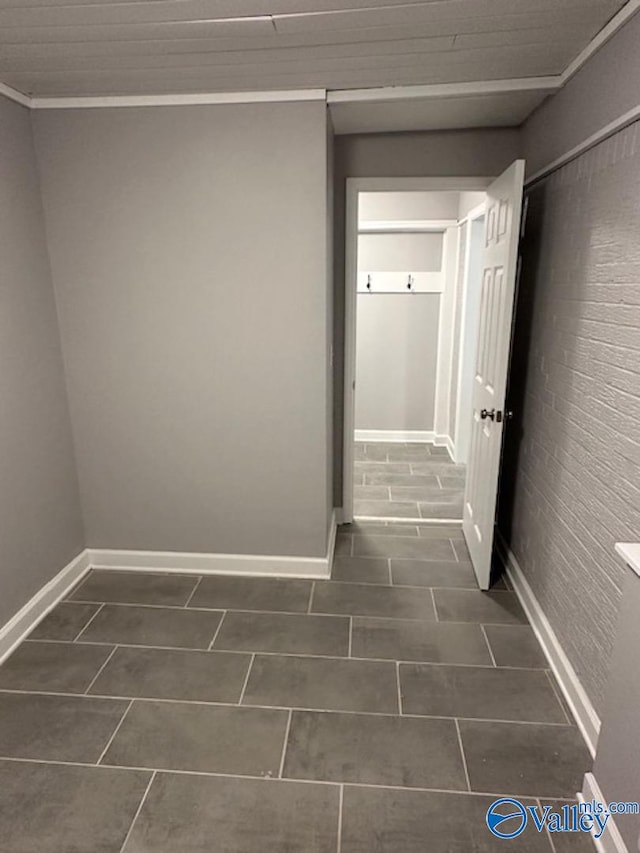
[0,94,84,627]
[355,295,440,432]
[33,101,330,558]
[500,118,640,715]
[523,10,640,177]
[333,128,520,504]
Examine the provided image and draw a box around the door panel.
[463,161,525,590]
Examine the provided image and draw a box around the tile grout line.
[348,617,353,658]
[16,642,550,671]
[337,783,344,853]
[83,645,119,695]
[97,698,134,765]
[207,610,227,651]
[454,719,472,793]
[540,797,559,853]
[430,588,439,622]
[118,769,156,853]
[73,603,105,642]
[480,625,498,667]
[278,708,293,779]
[387,559,392,585]
[544,669,573,725]
[307,582,315,614]
[0,754,578,802]
[183,576,204,609]
[0,689,575,727]
[237,653,255,705]
[395,661,403,715]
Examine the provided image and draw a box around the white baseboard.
[433,433,455,460]
[580,773,629,853]
[496,533,601,757]
[0,517,339,661]
[88,547,332,580]
[0,550,90,665]
[89,514,337,580]
[354,429,435,443]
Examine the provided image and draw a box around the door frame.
[342,177,492,524]
[452,202,487,464]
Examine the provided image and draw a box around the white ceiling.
[0,0,631,132]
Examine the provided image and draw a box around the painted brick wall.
[500,121,640,715]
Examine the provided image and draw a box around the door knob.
[480,408,496,421]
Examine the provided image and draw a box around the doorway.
[342,166,526,589]
[343,179,489,526]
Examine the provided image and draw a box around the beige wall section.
[523,10,640,177]
[333,128,520,504]
[33,100,330,558]
[0,94,84,627]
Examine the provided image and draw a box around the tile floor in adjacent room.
[354,441,467,520]
[0,522,594,852]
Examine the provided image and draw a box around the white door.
[463,161,525,590]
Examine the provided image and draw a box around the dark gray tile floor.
[0,524,593,852]
[354,441,466,520]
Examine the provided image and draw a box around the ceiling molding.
[560,0,640,85]
[0,81,30,107]
[327,76,561,104]
[30,88,326,109]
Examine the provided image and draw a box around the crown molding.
[0,81,30,108]
[327,76,561,104]
[30,88,326,109]
[560,0,640,85]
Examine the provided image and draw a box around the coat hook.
[407,274,413,291]
[366,274,372,291]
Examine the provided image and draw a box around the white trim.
[348,178,493,193]
[615,542,640,578]
[435,433,455,460]
[457,202,486,227]
[326,509,339,576]
[354,429,435,443]
[526,103,640,185]
[358,219,458,233]
[452,204,486,464]
[327,77,561,104]
[561,0,640,85]
[0,81,31,108]
[88,512,337,581]
[496,533,600,757]
[433,226,458,445]
[0,516,339,662]
[342,176,491,524]
[88,546,331,580]
[0,550,90,665]
[30,89,326,110]
[580,772,629,853]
